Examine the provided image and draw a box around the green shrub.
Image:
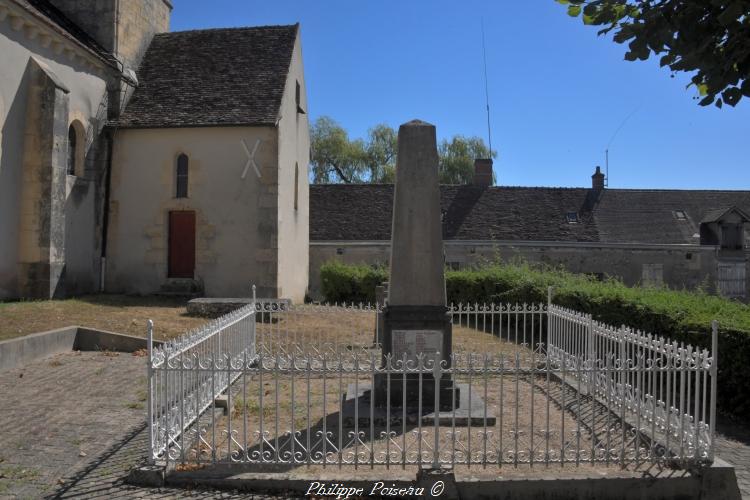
[320,260,750,419]
[320,261,387,304]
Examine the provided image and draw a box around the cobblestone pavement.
[0,351,748,499]
[715,417,750,500]
[0,351,299,499]
[0,351,148,499]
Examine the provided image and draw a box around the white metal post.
[547,286,554,352]
[147,319,154,464]
[709,320,718,462]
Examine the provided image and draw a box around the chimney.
[592,166,605,191]
[473,159,493,188]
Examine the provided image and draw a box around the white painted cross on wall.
[240,139,262,179]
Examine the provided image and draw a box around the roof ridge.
[606,188,750,193]
[157,24,298,37]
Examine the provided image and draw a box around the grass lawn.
[0,295,209,342]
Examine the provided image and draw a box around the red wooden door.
[168,211,195,278]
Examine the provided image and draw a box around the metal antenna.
[605,105,641,187]
[481,18,492,156]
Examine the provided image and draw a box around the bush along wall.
[319,260,750,420]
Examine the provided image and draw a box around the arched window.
[294,162,299,210]
[67,124,77,175]
[67,120,84,176]
[176,153,188,198]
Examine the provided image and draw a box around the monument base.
[373,374,459,411]
[342,383,495,427]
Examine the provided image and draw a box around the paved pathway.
[0,351,147,499]
[716,418,750,500]
[0,351,747,499]
[0,351,297,499]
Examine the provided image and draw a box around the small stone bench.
[186,297,291,318]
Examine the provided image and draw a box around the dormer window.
[566,212,579,224]
[721,223,743,250]
[699,207,749,248]
[674,210,687,220]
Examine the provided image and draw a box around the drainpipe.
[100,129,114,291]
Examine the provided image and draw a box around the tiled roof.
[310,184,750,245]
[594,190,750,244]
[116,25,298,128]
[310,185,599,242]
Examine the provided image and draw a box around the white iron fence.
[146,288,717,469]
[546,304,717,464]
[148,301,256,459]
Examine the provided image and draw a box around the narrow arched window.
[294,162,299,210]
[176,153,188,198]
[67,124,77,175]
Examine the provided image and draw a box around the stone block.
[126,464,165,488]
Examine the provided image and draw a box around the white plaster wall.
[276,30,310,303]
[0,8,109,298]
[107,126,278,296]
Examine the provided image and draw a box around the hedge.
[319,260,750,419]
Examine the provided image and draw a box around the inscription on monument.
[391,329,443,363]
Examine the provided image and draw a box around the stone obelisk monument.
[376,119,457,410]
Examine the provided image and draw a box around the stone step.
[158,278,203,296]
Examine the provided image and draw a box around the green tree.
[310,116,497,184]
[363,124,398,183]
[438,136,496,184]
[557,0,750,108]
[310,116,366,183]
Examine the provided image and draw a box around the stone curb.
[154,458,741,500]
[0,326,163,371]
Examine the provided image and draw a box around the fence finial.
[147,319,154,354]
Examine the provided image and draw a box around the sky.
[172,1,750,190]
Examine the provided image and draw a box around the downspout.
[100,129,114,291]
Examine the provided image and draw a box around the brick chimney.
[473,159,493,188]
[592,166,605,191]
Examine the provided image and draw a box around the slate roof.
[16,0,114,63]
[310,184,750,245]
[699,206,750,224]
[594,190,750,244]
[116,25,298,128]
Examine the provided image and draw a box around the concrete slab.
[187,297,291,318]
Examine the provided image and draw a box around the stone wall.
[275,30,310,303]
[48,0,171,71]
[115,0,171,71]
[107,126,280,297]
[17,58,69,298]
[47,0,117,52]
[308,241,736,301]
[0,4,113,298]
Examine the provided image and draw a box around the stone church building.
[0,0,310,301]
[1,0,748,305]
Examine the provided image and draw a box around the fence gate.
[717,261,746,299]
